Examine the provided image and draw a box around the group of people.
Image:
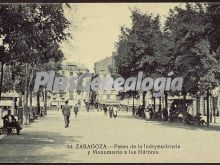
[1,106,22,135]
[61,99,207,128]
[61,101,121,128]
[144,103,207,126]
[144,106,168,122]
[103,104,118,119]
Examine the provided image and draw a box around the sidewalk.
[1,110,220,163]
[0,111,82,163]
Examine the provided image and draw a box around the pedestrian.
[149,106,153,120]
[113,105,118,119]
[136,105,141,117]
[85,100,90,112]
[62,100,71,128]
[103,104,108,115]
[144,108,150,121]
[109,105,113,118]
[95,102,99,112]
[74,103,79,118]
[162,108,168,121]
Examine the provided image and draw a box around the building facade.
[49,61,90,109]
[94,55,120,105]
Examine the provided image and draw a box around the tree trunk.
[37,91,40,115]
[132,93,135,116]
[207,87,210,127]
[30,91,33,119]
[159,97,162,110]
[12,73,16,116]
[142,91,146,107]
[153,97,156,113]
[164,91,168,109]
[182,91,187,124]
[183,93,187,112]
[24,64,30,125]
[19,92,22,106]
[0,62,4,100]
[28,67,34,116]
[44,88,47,115]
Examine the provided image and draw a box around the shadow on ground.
[0,131,83,163]
[146,120,220,132]
[117,114,145,120]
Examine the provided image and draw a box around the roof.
[167,95,196,100]
[62,60,89,71]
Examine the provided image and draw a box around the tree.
[164,3,219,120]
[0,4,70,124]
[206,2,220,82]
[115,9,166,111]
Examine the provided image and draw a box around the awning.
[0,100,13,106]
[168,96,196,100]
[1,92,19,98]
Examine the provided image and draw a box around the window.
[107,94,111,99]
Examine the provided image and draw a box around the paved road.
[0,110,220,163]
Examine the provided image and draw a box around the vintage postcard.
[0,1,220,164]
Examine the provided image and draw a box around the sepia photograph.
[0,1,220,163]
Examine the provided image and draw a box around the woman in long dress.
[113,105,118,119]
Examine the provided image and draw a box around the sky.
[61,3,182,71]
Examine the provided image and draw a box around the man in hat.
[62,100,71,128]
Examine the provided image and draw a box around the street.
[0,109,220,163]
